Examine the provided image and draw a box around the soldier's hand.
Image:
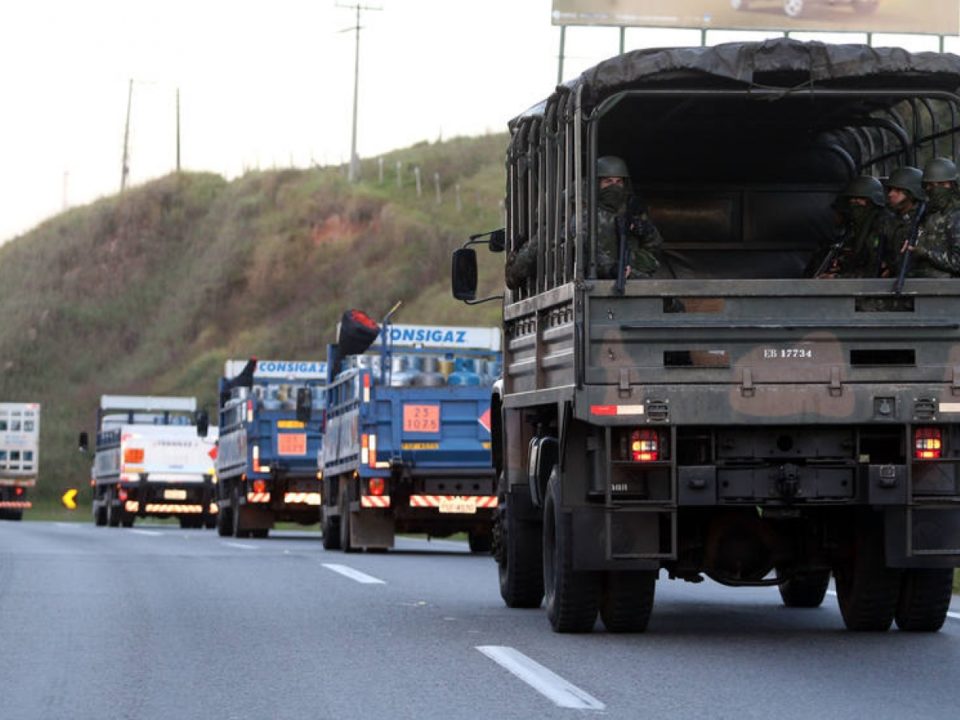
[900,239,912,254]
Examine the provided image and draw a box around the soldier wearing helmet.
[505,155,662,289]
[898,157,960,278]
[812,175,893,278]
[883,166,925,274]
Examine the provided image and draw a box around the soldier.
[812,176,892,278]
[883,166,925,275]
[505,155,662,289]
[899,157,960,278]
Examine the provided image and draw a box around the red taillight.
[252,479,267,494]
[124,447,144,464]
[631,429,659,462]
[914,427,942,460]
[368,478,386,496]
[14,486,23,496]
[118,488,128,501]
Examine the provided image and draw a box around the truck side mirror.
[296,388,312,424]
[78,431,89,453]
[196,410,209,438]
[489,228,506,253]
[452,248,478,301]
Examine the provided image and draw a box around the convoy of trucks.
[81,395,218,528]
[211,359,326,538]
[0,403,40,521]
[320,315,501,552]
[452,38,960,633]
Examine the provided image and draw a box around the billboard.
[552,0,960,36]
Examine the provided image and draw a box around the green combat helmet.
[922,156,959,184]
[885,166,925,201]
[838,175,885,207]
[597,155,630,179]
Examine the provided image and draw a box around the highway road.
[1,521,958,720]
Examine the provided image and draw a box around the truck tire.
[121,517,134,528]
[834,518,901,631]
[94,501,107,527]
[251,528,269,539]
[543,468,600,633]
[600,570,656,633]
[777,568,831,608]
[496,475,544,608]
[232,486,251,539]
[107,492,120,528]
[894,569,954,632]
[468,530,493,554]
[322,510,341,550]
[216,498,234,537]
[179,517,202,530]
[339,483,356,552]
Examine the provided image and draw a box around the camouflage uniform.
[909,197,960,278]
[504,198,663,289]
[827,205,895,278]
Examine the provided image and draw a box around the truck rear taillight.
[914,427,942,460]
[631,429,659,462]
[14,486,23,497]
[118,488,128,501]
[124,447,144,464]
[252,479,267,494]
[368,478,386,496]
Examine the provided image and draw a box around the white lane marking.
[322,563,386,585]
[130,529,163,536]
[827,589,960,621]
[476,646,606,711]
[223,542,258,550]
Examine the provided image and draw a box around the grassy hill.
[0,133,509,507]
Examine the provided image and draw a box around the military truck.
[453,39,960,633]
[0,403,40,520]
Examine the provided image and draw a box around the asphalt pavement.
[0,520,958,720]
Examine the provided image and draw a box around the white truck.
[0,402,40,521]
[80,395,218,528]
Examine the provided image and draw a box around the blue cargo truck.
[212,359,325,538]
[321,317,501,552]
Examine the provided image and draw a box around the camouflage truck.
[452,39,960,633]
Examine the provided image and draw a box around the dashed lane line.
[476,645,606,711]
[129,529,163,537]
[222,542,258,550]
[321,563,386,584]
[826,589,960,621]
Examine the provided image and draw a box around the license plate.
[403,404,440,433]
[438,496,477,514]
[278,433,307,455]
[164,489,187,501]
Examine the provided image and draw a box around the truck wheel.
[783,0,804,16]
[468,530,493,554]
[216,498,234,537]
[834,518,901,631]
[232,486,250,539]
[93,501,107,527]
[894,569,954,632]
[339,484,357,552]
[600,570,657,633]
[543,468,600,633]
[322,510,342,550]
[496,475,544,608]
[179,517,201,530]
[251,528,269,539]
[777,568,831,608]
[107,492,120,528]
[121,517,134,528]
[5,509,23,521]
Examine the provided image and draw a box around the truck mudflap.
[885,507,960,568]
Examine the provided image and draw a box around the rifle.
[614,215,628,295]
[813,237,845,278]
[893,201,926,294]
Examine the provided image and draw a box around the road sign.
[61,488,78,510]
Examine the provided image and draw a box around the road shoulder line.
[321,563,386,584]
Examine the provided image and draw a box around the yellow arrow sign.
[61,488,78,511]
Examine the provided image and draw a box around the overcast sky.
[0,0,955,243]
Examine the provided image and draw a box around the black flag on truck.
[338,310,380,357]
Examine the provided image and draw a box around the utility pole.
[120,78,133,191]
[176,87,181,173]
[338,3,381,183]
